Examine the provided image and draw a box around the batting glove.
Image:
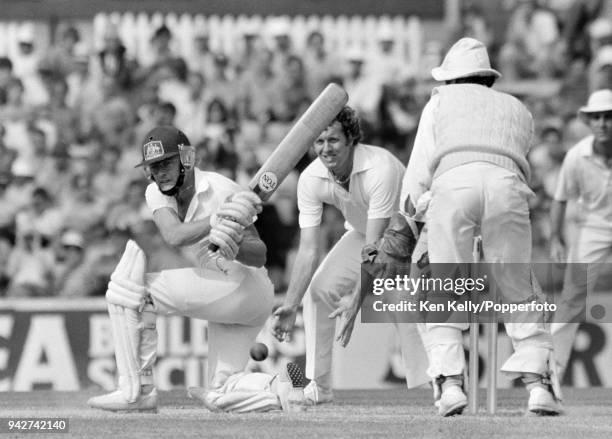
[212,200,258,228]
[209,219,245,260]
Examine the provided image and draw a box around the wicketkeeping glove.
[361,212,424,283]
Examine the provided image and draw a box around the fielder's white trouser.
[303,229,429,390]
[147,264,274,387]
[551,224,612,377]
[425,162,553,380]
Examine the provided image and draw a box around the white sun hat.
[579,89,612,114]
[431,37,501,81]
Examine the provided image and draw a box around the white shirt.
[145,168,246,269]
[297,144,404,234]
[554,135,612,229]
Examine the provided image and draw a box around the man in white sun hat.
[550,89,612,379]
[370,37,562,416]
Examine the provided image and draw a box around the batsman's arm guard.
[105,240,154,403]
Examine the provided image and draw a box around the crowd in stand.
[0,0,610,297]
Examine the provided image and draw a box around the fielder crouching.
[87,126,306,414]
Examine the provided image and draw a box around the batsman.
[88,126,305,413]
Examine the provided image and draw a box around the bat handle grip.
[207,187,264,253]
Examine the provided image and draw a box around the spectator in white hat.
[550,89,612,380]
[395,37,562,416]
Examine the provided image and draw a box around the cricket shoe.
[304,380,333,405]
[527,386,562,416]
[436,385,467,417]
[277,362,308,412]
[87,388,158,413]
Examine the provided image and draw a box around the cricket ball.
[249,342,269,361]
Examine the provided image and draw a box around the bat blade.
[248,83,348,201]
[209,83,348,253]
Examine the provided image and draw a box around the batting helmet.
[135,126,194,168]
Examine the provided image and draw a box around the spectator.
[146,24,184,72]
[277,55,310,122]
[153,101,176,126]
[590,43,612,91]
[0,77,31,121]
[302,30,337,100]
[5,222,54,297]
[38,76,79,147]
[237,48,281,124]
[59,174,106,234]
[558,56,591,118]
[379,76,420,162]
[0,172,16,233]
[0,124,17,174]
[15,187,63,244]
[96,25,134,91]
[90,77,134,149]
[189,30,216,82]
[0,57,14,106]
[92,146,131,206]
[499,0,561,79]
[232,24,262,75]
[51,229,86,294]
[60,228,129,297]
[67,42,93,117]
[448,3,494,52]
[342,47,381,134]
[207,53,239,114]
[269,18,296,79]
[42,24,81,77]
[105,179,149,232]
[12,23,41,79]
[368,26,404,88]
[561,0,605,62]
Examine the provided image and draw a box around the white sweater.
[431,84,533,182]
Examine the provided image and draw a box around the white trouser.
[551,224,612,377]
[425,162,553,380]
[147,265,274,386]
[303,229,429,390]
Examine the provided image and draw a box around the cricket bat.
[210,82,348,251]
[248,82,348,200]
